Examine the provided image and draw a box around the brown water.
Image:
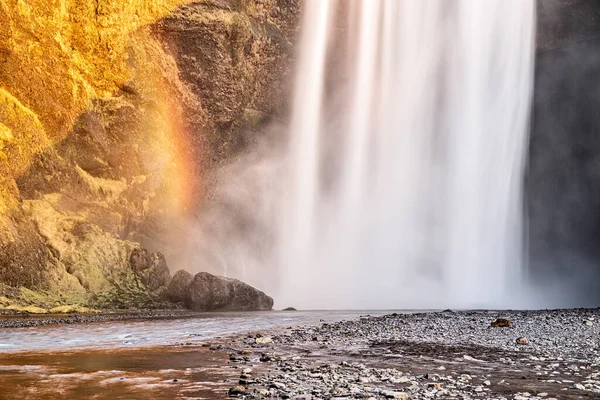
[0,347,234,399]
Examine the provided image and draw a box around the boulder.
[130,249,171,292]
[491,318,512,328]
[516,337,529,345]
[146,253,171,292]
[228,386,246,396]
[184,272,273,311]
[167,270,194,303]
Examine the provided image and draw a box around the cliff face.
[529,0,600,306]
[0,0,298,311]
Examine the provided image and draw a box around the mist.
[185,0,598,310]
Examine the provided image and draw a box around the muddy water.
[0,347,233,399]
[0,311,391,399]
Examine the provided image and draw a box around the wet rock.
[167,270,193,303]
[184,272,273,312]
[491,318,512,327]
[283,307,297,311]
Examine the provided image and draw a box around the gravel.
[221,309,600,399]
[0,309,195,328]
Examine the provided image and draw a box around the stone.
[283,307,297,311]
[516,337,529,345]
[491,318,512,328]
[184,272,274,311]
[256,336,273,344]
[228,385,246,396]
[167,270,193,303]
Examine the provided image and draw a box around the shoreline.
[1,307,598,330]
[0,309,203,329]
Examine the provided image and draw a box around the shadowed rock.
[146,253,171,292]
[167,270,193,303]
[130,249,171,292]
[185,272,273,311]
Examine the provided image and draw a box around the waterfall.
[277,0,536,309]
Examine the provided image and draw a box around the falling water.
[277,0,536,309]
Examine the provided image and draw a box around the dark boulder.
[167,270,194,303]
[184,272,273,311]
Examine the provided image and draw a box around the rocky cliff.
[529,0,600,306]
[0,0,298,311]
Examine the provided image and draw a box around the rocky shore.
[1,309,599,399]
[220,309,600,399]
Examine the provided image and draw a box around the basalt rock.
[184,272,273,312]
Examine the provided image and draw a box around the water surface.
[0,310,392,353]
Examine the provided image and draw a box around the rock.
[167,270,194,303]
[146,252,171,291]
[516,337,529,345]
[491,318,512,327]
[130,249,171,291]
[256,336,273,344]
[184,272,274,312]
[283,307,297,311]
[269,382,287,390]
[228,385,246,396]
[130,248,152,273]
